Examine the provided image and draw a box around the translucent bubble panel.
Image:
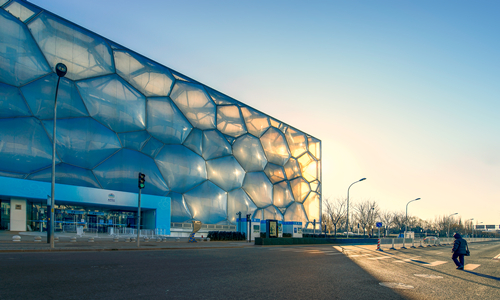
[77,75,146,133]
[29,12,114,81]
[240,107,270,137]
[27,163,100,188]
[232,134,267,172]
[0,170,24,179]
[202,130,232,160]
[284,202,308,224]
[4,0,40,22]
[289,177,310,203]
[184,181,227,224]
[182,128,202,156]
[141,137,163,158]
[285,128,308,158]
[227,188,257,224]
[0,10,51,86]
[308,136,321,160]
[264,163,286,184]
[206,87,238,105]
[297,153,319,182]
[206,156,245,192]
[310,180,320,193]
[21,74,88,119]
[169,192,192,223]
[118,131,150,151]
[263,206,283,221]
[170,81,216,130]
[260,127,291,166]
[284,157,301,180]
[114,50,174,97]
[273,181,294,208]
[93,149,169,196]
[147,97,192,144]
[303,192,320,224]
[242,172,273,208]
[0,82,31,118]
[155,145,207,193]
[216,105,247,137]
[43,117,121,169]
[0,117,56,173]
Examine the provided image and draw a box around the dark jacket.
[452,233,467,255]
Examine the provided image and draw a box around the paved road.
[0,245,403,300]
[337,241,500,299]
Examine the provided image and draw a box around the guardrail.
[378,237,499,250]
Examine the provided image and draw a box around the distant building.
[0,0,321,234]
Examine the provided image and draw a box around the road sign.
[376,222,383,228]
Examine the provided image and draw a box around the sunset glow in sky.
[30,0,500,225]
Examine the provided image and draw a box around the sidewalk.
[0,230,254,253]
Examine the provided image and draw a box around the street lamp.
[346,178,366,238]
[405,198,421,238]
[49,63,67,249]
[447,213,458,238]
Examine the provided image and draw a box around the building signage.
[486,225,495,229]
[476,225,485,229]
[108,193,115,203]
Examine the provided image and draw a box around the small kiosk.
[237,218,260,241]
[283,221,303,238]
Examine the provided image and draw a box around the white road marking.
[434,252,443,254]
[368,256,392,260]
[394,256,421,263]
[493,254,500,260]
[464,264,480,271]
[427,261,447,266]
[349,254,371,257]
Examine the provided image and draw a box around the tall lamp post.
[346,178,366,238]
[405,198,421,238]
[447,213,458,238]
[49,63,67,249]
[465,218,474,237]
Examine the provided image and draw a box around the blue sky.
[30,0,500,225]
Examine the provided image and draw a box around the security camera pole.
[137,172,146,247]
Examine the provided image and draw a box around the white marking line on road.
[368,256,392,260]
[349,254,371,257]
[434,252,443,254]
[493,254,500,260]
[464,264,480,271]
[427,261,447,266]
[394,256,421,263]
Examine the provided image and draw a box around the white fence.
[378,237,498,250]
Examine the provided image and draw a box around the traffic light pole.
[137,188,141,248]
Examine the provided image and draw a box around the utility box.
[283,221,303,238]
[261,219,279,238]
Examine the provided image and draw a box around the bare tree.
[392,211,406,234]
[353,200,379,237]
[379,210,394,237]
[324,197,346,237]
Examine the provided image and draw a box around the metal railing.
[377,237,498,250]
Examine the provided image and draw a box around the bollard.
[54,236,59,242]
[125,237,131,242]
[156,238,162,242]
[419,240,424,248]
[113,237,119,242]
[401,238,407,249]
[34,236,42,242]
[207,237,210,242]
[88,237,94,243]
[163,237,167,242]
[411,239,416,248]
[70,237,77,242]
[175,237,180,242]
[130,237,136,242]
[144,237,149,242]
[390,238,396,250]
[12,235,21,242]
[376,238,383,251]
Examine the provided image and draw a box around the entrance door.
[87,215,97,233]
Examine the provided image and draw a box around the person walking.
[451,233,468,270]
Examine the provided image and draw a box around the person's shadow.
[464,270,500,281]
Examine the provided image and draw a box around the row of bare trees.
[322,197,483,237]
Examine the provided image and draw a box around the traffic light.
[138,172,146,189]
